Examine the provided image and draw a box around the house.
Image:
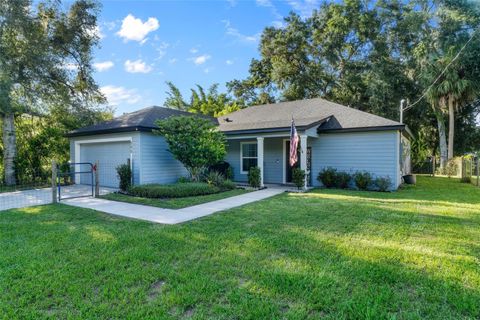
[68,98,412,190]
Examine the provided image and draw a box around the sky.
[73,0,321,115]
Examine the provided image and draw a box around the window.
[241,142,258,173]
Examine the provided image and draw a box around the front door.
[285,140,299,183]
[285,140,312,185]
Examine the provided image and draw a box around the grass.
[100,188,250,209]
[1,176,479,319]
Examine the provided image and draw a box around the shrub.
[354,171,373,190]
[248,166,261,188]
[317,167,337,188]
[155,116,226,181]
[374,176,391,192]
[445,159,458,178]
[335,171,351,189]
[128,182,220,198]
[209,161,233,180]
[177,176,190,183]
[220,179,236,190]
[292,168,306,189]
[205,170,225,187]
[116,164,132,192]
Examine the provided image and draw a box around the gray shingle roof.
[67,106,215,137]
[217,98,403,134]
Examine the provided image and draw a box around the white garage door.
[79,141,131,188]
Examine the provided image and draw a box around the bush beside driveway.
[0,176,479,319]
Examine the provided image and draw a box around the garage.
[79,141,132,188]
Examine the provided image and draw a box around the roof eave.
[318,124,406,135]
[66,125,156,138]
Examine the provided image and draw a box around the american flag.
[289,118,299,167]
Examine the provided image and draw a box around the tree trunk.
[447,93,455,160]
[434,111,448,169]
[2,113,17,185]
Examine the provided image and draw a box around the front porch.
[224,134,313,189]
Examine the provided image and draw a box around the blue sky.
[80,0,320,115]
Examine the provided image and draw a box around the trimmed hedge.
[128,182,220,198]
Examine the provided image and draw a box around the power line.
[403,28,478,113]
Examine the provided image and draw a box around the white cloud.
[117,14,159,42]
[169,58,178,64]
[190,47,199,54]
[226,60,234,65]
[101,85,141,106]
[222,20,259,43]
[94,61,114,72]
[204,68,211,74]
[287,0,320,18]
[191,54,211,65]
[124,59,153,73]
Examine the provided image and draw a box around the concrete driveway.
[0,185,115,212]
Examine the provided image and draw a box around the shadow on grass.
[1,176,480,318]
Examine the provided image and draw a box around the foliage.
[205,171,225,187]
[164,82,243,117]
[208,161,233,180]
[0,0,106,184]
[3,177,480,319]
[227,0,480,167]
[247,166,261,188]
[177,176,190,183]
[292,168,305,189]
[335,171,351,189]
[317,167,337,188]
[155,116,226,182]
[443,159,459,178]
[220,179,236,191]
[101,188,249,209]
[374,176,392,192]
[128,182,220,199]
[116,164,132,192]
[354,171,373,191]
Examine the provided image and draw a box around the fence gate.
[57,162,95,201]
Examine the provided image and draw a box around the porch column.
[300,135,308,189]
[257,137,264,187]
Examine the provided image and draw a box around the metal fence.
[0,160,124,212]
[0,167,54,211]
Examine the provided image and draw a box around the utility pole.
[400,99,406,123]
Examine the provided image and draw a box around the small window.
[241,142,258,173]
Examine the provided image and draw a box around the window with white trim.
[241,142,258,173]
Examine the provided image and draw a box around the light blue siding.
[225,137,284,184]
[138,132,188,184]
[225,140,247,183]
[309,131,399,189]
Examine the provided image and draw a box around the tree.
[154,116,226,181]
[227,0,480,168]
[0,0,104,185]
[164,82,242,117]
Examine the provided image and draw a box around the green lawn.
[1,176,479,319]
[100,188,250,209]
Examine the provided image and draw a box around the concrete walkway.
[63,188,285,224]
